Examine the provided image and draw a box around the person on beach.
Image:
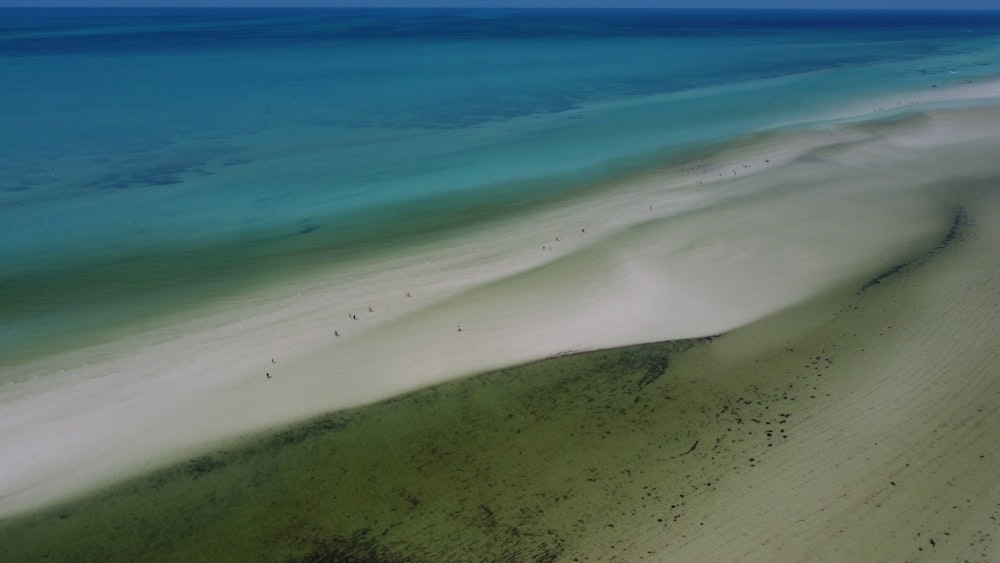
[266,372,271,379]
[457,324,462,332]
[335,330,340,337]
[368,306,373,313]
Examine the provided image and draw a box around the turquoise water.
[3,8,1000,368]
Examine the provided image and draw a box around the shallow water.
[0,337,747,562]
[4,8,1000,369]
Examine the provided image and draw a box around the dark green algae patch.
[0,335,773,563]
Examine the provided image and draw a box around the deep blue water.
[3,8,1000,367]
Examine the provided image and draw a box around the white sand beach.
[1,90,999,563]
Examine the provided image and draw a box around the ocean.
[3,8,1000,370]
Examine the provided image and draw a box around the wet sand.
[1,100,999,561]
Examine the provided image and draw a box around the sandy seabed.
[1,89,999,561]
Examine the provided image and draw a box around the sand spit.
[836,77,1000,122]
[1,100,999,526]
[1,168,997,562]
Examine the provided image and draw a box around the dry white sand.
[836,77,1000,121]
[1,91,998,532]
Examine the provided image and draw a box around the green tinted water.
[0,338,735,562]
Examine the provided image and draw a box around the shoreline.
[1,92,999,519]
[1,174,997,561]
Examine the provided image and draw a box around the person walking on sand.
[266,372,272,379]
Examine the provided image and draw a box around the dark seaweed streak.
[858,206,971,294]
